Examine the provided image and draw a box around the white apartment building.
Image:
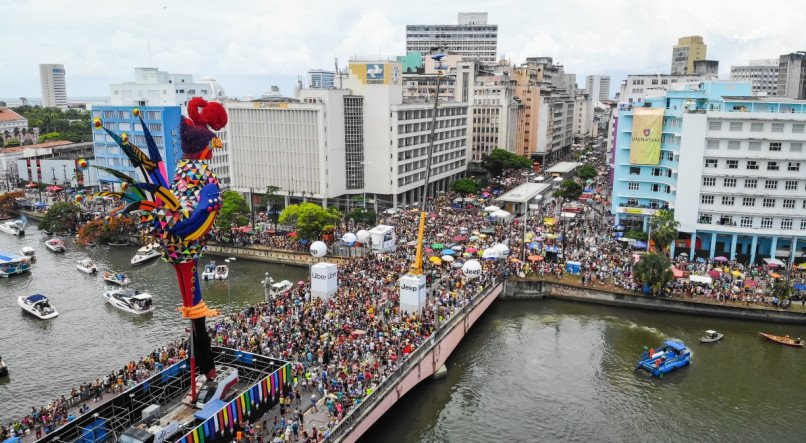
[617,73,713,104]
[536,91,575,162]
[406,13,498,64]
[730,59,779,95]
[109,67,225,108]
[39,64,67,109]
[573,93,592,138]
[585,75,610,103]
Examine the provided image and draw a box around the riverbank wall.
[333,282,504,443]
[503,279,806,324]
[205,244,350,267]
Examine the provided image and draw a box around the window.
[767,161,779,171]
[771,123,784,133]
[750,122,764,132]
[783,199,795,209]
[765,180,778,189]
[628,182,639,190]
[708,121,722,130]
[748,141,761,151]
[792,123,804,133]
[785,180,798,190]
[769,142,782,151]
[788,162,800,171]
[802,219,806,230]
[781,219,793,230]
[698,213,712,224]
[727,140,740,150]
[762,198,775,208]
[729,122,743,131]
[761,218,773,229]
[723,178,737,187]
[722,196,735,206]
[705,159,718,168]
[746,160,759,170]
[706,140,719,149]
[742,197,756,206]
[629,166,640,175]
[791,142,804,152]
[740,216,753,228]
[701,195,714,204]
[727,160,739,169]
[650,184,663,192]
[703,177,716,186]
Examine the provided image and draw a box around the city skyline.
[1,0,805,100]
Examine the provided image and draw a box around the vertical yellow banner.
[629,107,664,164]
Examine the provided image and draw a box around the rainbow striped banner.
[177,362,290,443]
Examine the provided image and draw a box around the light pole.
[224,257,236,312]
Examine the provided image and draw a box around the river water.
[0,228,307,423]
[364,299,806,443]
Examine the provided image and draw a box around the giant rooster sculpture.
[93,97,227,399]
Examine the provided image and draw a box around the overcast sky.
[1,0,804,101]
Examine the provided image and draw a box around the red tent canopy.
[46,185,64,192]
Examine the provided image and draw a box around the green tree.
[259,185,284,228]
[625,228,648,242]
[39,202,81,233]
[4,139,21,148]
[216,190,250,230]
[554,179,582,200]
[451,178,482,202]
[633,252,673,295]
[279,202,342,240]
[481,148,532,177]
[37,132,62,143]
[347,208,377,226]
[576,164,597,180]
[770,279,794,301]
[649,209,680,253]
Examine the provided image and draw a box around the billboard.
[310,262,338,300]
[348,62,401,85]
[629,107,664,165]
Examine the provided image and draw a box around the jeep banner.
[629,107,664,165]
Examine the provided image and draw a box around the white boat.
[20,246,37,261]
[213,264,229,280]
[45,238,66,253]
[76,258,98,274]
[270,279,293,296]
[130,243,161,265]
[699,330,725,343]
[102,271,130,286]
[17,294,59,320]
[0,251,31,277]
[0,219,25,236]
[102,288,155,315]
[0,356,8,377]
[201,261,217,281]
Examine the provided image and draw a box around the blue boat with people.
[636,340,691,377]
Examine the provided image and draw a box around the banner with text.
[629,107,664,165]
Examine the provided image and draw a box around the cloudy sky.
[1,0,804,101]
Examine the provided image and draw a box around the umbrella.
[731,270,742,277]
[632,241,647,249]
[441,255,455,262]
[713,256,728,262]
[770,273,782,279]
[451,245,463,251]
[468,235,480,241]
[425,248,434,254]
[528,242,540,250]
[509,257,521,263]
[527,255,544,262]
[490,210,511,218]
[543,217,556,226]
[451,261,463,268]
[707,270,721,278]
[431,243,444,250]
[799,263,806,270]
[483,205,500,212]
[452,235,467,242]
[480,227,496,234]
[441,248,455,256]
[352,329,367,336]
[794,283,806,291]
[407,240,418,246]
[46,185,64,192]
[429,256,443,265]
[465,247,478,254]
[25,182,38,188]
[744,279,758,287]
[678,252,688,256]
[288,231,298,237]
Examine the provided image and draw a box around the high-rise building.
[693,60,719,76]
[406,12,498,64]
[308,69,336,89]
[39,64,67,109]
[730,59,779,95]
[109,67,225,108]
[611,81,806,264]
[671,36,707,75]
[776,51,806,99]
[585,75,610,103]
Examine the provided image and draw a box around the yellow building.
[671,36,707,75]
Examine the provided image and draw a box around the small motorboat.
[635,340,692,377]
[45,238,66,253]
[18,294,58,320]
[76,258,98,274]
[213,264,229,280]
[130,243,161,265]
[699,330,724,343]
[102,288,155,315]
[0,251,31,277]
[20,246,37,261]
[270,279,293,297]
[0,355,8,377]
[0,219,25,236]
[102,271,131,286]
[758,332,804,347]
[201,261,217,281]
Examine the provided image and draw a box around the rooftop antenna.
[147,38,153,67]
[335,58,343,89]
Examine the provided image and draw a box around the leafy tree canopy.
[633,252,673,295]
[481,149,532,176]
[451,178,483,197]
[649,209,680,252]
[576,164,597,180]
[279,202,342,240]
[216,190,250,230]
[554,179,582,200]
[39,202,81,233]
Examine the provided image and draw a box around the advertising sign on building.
[310,262,338,301]
[399,273,426,314]
[629,107,664,165]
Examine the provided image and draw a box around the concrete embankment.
[503,279,806,324]
[205,243,350,267]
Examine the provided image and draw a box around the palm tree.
[633,253,673,295]
[649,209,680,254]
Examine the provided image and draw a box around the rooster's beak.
[212,137,223,149]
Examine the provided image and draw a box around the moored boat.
[213,264,229,280]
[45,238,66,253]
[17,294,59,319]
[699,330,724,343]
[270,279,293,296]
[636,340,692,377]
[201,261,217,280]
[0,356,8,377]
[758,332,804,347]
[0,251,32,277]
[0,219,25,236]
[20,246,37,261]
[102,271,131,286]
[102,288,155,315]
[76,258,98,274]
[130,243,161,265]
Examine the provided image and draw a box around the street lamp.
[224,257,236,312]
